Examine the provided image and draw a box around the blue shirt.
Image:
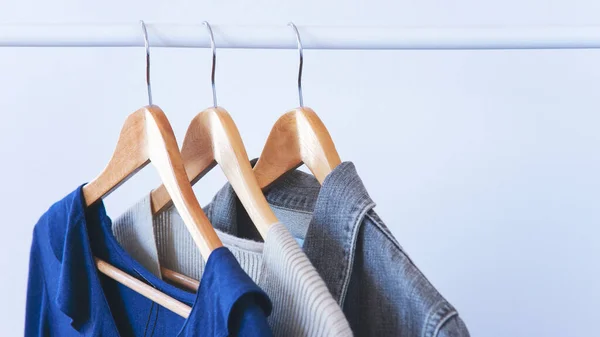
[25,186,273,337]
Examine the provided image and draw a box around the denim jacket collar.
[206,161,375,305]
[302,163,376,305]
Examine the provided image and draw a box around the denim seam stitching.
[365,212,403,252]
[338,200,376,307]
[269,203,314,215]
[423,302,456,337]
[432,311,459,337]
[365,211,462,337]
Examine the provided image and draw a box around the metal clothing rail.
[1,24,600,50]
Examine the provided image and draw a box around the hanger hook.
[288,22,304,108]
[140,20,152,106]
[203,21,218,108]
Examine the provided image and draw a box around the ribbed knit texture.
[261,223,353,337]
[153,209,264,281]
[111,195,162,278]
[113,199,353,337]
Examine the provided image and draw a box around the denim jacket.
[205,162,469,337]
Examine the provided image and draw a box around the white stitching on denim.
[338,201,376,308]
[432,310,459,337]
[269,203,315,215]
[365,211,403,252]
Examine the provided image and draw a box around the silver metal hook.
[203,21,217,108]
[288,22,304,107]
[140,20,152,105]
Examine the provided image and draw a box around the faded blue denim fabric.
[205,161,469,337]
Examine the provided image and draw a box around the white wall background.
[1,1,600,336]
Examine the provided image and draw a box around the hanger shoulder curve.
[253,107,341,189]
[151,107,277,237]
[83,107,149,205]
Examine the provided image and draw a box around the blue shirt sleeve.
[187,247,273,337]
[229,294,273,337]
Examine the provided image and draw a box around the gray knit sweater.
[112,194,353,337]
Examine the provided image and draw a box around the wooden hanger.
[253,106,341,189]
[254,23,341,189]
[150,106,278,238]
[83,105,223,258]
[149,22,279,290]
[151,22,277,239]
[84,105,223,318]
[81,22,223,318]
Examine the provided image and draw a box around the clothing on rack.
[114,196,353,337]
[21,18,474,337]
[25,166,470,337]
[114,161,470,337]
[25,186,273,337]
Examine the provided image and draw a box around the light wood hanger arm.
[97,258,192,318]
[253,107,341,190]
[161,267,200,292]
[151,107,278,239]
[83,107,149,203]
